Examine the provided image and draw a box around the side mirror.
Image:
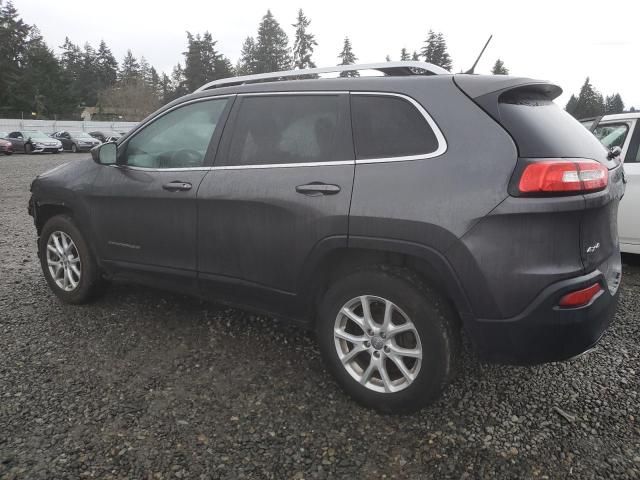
[91,142,117,165]
[607,146,622,160]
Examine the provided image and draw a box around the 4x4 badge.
[586,242,600,254]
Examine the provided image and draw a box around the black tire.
[316,266,460,413]
[4,152,11,156]
[24,143,32,154]
[39,215,104,304]
[71,143,78,153]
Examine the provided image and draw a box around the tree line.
[4,0,630,122]
[565,77,632,119]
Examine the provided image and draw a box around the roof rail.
[194,61,449,92]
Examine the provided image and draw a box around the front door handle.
[162,181,192,192]
[295,183,341,196]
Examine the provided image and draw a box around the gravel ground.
[1,152,639,480]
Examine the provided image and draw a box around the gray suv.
[28,62,625,412]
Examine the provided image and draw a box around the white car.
[584,113,640,254]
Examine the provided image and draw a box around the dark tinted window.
[498,93,608,159]
[226,95,350,166]
[351,95,439,160]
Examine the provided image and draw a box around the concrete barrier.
[0,119,138,135]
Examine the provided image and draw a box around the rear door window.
[223,94,352,167]
[350,94,440,160]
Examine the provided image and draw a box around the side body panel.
[349,78,518,319]
[196,93,355,315]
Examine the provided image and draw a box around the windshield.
[24,131,51,140]
[593,123,629,149]
[70,132,94,139]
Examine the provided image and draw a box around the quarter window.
[226,95,351,166]
[351,95,439,160]
[121,98,228,169]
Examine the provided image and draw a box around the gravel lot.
[1,152,639,479]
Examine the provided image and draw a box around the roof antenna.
[465,35,493,74]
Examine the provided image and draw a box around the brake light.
[518,160,608,194]
[558,283,603,308]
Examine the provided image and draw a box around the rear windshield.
[498,93,608,160]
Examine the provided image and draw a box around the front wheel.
[317,267,459,413]
[71,143,78,153]
[39,215,104,304]
[24,143,32,154]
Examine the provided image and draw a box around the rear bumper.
[465,252,622,365]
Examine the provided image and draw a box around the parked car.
[89,130,123,143]
[51,130,101,152]
[28,62,624,412]
[6,130,62,154]
[584,113,640,254]
[0,132,13,155]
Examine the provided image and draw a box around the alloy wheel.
[334,295,422,393]
[46,231,81,291]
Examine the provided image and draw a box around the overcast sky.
[16,0,640,108]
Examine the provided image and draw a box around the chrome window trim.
[115,90,446,172]
[350,91,447,164]
[212,160,354,170]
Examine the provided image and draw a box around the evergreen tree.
[159,73,173,104]
[385,55,391,62]
[565,94,578,116]
[170,63,188,98]
[15,26,69,116]
[96,40,118,90]
[337,37,358,77]
[491,58,509,75]
[292,9,316,70]
[139,56,151,85]
[183,31,233,91]
[254,10,292,73]
[605,93,624,114]
[571,77,605,118]
[411,51,420,61]
[0,0,32,114]
[420,30,452,71]
[631,106,637,113]
[400,48,410,61]
[237,36,257,75]
[119,50,140,85]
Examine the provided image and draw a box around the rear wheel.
[317,267,459,413]
[39,215,104,304]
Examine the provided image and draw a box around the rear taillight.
[517,159,608,195]
[558,282,603,308]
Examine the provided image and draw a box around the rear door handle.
[162,181,192,192]
[295,183,341,196]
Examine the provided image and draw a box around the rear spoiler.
[453,75,562,121]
